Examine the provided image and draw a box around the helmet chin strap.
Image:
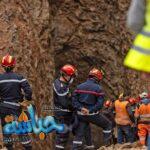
[4,66,14,72]
[61,74,71,84]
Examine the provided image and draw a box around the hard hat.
[139,92,148,99]
[1,54,16,67]
[119,93,124,99]
[128,98,136,104]
[60,64,77,77]
[104,100,112,107]
[89,68,103,81]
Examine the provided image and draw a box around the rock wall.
[0,0,148,150]
[0,0,54,149]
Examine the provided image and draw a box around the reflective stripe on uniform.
[77,111,99,116]
[55,145,65,149]
[139,136,146,141]
[21,139,32,145]
[3,101,20,106]
[84,145,95,149]
[132,46,150,55]
[103,130,111,133]
[55,106,71,112]
[74,89,104,97]
[140,114,150,118]
[73,141,83,144]
[141,31,150,37]
[53,83,69,96]
[0,79,27,84]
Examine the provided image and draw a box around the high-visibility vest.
[115,100,132,125]
[124,0,150,72]
[135,103,150,123]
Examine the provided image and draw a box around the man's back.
[0,72,32,103]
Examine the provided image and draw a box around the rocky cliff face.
[0,0,54,149]
[52,0,147,98]
[0,0,148,150]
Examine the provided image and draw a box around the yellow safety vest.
[124,0,150,72]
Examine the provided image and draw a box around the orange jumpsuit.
[135,103,150,145]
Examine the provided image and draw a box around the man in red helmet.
[53,64,78,150]
[102,100,116,144]
[72,68,112,149]
[0,54,32,150]
[103,100,116,130]
[128,98,138,141]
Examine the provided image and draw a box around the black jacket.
[0,71,32,103]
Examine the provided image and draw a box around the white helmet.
[139,92,148,99]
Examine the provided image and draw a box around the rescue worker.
[139,92,149,101]
[102,100,115,128]
[124,0,150,148]
[114,93,134,144]
[72,68,112,150]
[124,0,150,72]
[128,97,138,141]
[134,93,150,149]
[53,64,77,150]
[102,100,116,144]
[0,54,32,150]
[128,98,137,115]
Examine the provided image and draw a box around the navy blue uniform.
[73,79,104,112]
[53,78,74,150]
[0,71,32,150]
[53,79,92,149]
[0,72,32,103]
[72,79,112,149]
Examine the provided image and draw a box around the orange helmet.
[1,54,16,67]
[104,100,112,107]
[60,64,77,77]
[128,98,136,105]
[89,68,103,81]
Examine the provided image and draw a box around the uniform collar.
[4,71,13,74]
[87,78,97,83]
[58,78,68,86]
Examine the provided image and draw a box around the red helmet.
[89,68,103,81]
[104,100,112,107]
[1,54,16,67]
[128,98,136,105]
[61,64,77,77]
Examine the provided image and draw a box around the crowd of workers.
[53,64,150,150]
[0,54,149,150]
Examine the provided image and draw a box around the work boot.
[103,131,113,146]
